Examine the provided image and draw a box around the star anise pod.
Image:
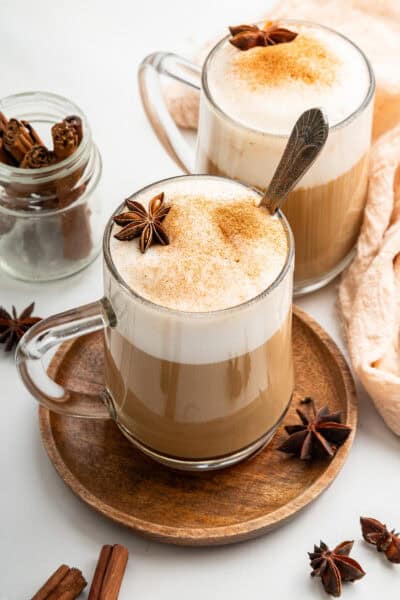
[277,397,352,460]
[113,192,170,253]
[229,22,297,51]
[0,302,42,352]
[360,517,400,563]
[309,540,365,597]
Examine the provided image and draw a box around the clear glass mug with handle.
[16,174,295,472]
[138,20,375,295]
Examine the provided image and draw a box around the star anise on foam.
[360,517,400,563]
[309,540,365,597]
[277,397,352,460]
[229,22,297,51]
[0,302,42,352]
[113,192,170,254]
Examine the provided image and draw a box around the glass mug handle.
[138,52,201,173]
[16,299,115,419]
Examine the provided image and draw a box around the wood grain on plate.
[39,306,357,546]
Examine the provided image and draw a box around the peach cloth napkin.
[165,0,400,434]
[339,128,400,435]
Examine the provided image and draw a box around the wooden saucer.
[39,306,357,546]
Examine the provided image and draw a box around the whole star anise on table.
[360,517,400,563]
[277,397,352,460]
[229,22,298,51]
[113,192,170,253]
[0,302,42,352]
[309,540,365,597]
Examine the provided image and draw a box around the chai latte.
[105,177,294,462]
[196,22,374,292]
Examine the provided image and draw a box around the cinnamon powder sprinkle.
[213,202,277,243]
[127,197,287,310]
[232,34,339,88]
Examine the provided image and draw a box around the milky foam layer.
[105,176,293,364]
[198,22,374,189]
[207,23,370,134]
[110,177,288,312]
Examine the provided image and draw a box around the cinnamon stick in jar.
[3,117,43,163]
[0,112,17,166]
[51,116,93,260]
[52,120,80,161]
[1,114,57,207]
[0,112,18,234]
[0,111,8,132]
[20,145,57,169]
[64,115,83,143]
[0,137,16,167]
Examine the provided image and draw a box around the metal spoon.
[260,108,329,213]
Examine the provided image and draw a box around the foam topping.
[110,178,288,312]
[207,23,370,134]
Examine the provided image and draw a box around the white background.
[1,0,399,598]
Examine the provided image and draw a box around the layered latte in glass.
[104,175,294,470]
[196,21,375,293]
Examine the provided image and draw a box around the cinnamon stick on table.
[31,564,86,600]
[88,544,129,600]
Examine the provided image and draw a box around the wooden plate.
[39,306,357,546]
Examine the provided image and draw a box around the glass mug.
[138,20,375,295]
[17,174,295,471]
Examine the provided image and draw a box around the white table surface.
[1,0,399,598]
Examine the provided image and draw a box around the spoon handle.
[260,108,329,213]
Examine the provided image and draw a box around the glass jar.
[0,91,103,281]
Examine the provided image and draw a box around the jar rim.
[0,91,93,184]
[0,144,102,217]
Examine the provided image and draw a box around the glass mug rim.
[103,174,295,319]
[201,18,376,139]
